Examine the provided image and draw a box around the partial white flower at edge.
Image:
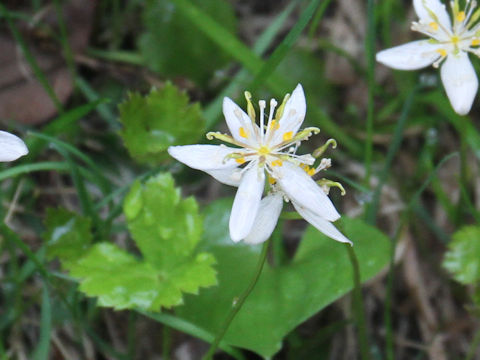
[0,131,28,162]
[168,84,351,246]
[376,0,480,115]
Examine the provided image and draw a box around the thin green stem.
[162,325,171,360]
[346,245,371,360]
[364,0,376,185]
[203,239,271,359]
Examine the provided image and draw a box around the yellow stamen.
[268,176,276,185]
[429,22,439,30]
[239,127,248,138]
[269,120,279,130]
[235,157,246,164]
[436,48,447,57]
[472,39,480,46]
[271,159,283,167]
[283,131,293,141]
[258,146,270,155]
[456,11,466,22]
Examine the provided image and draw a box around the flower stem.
[364,0,376,185]
[346,244,371,360]
[203,239,271,360]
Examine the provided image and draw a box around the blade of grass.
[28,132,111,195]
[0,3,63,111]
[76,77,119,128]
[139,311,246,360]
[384,151,458,360]
[32,285,52,360]
[365,85,419,224]
[204,0,299,128]
[26,99,105,158]
[177,0,360,153]
[249,0,331,92]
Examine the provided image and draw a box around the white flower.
[168,84,350,245]
[376,0,480,115]
[0,131,28,162]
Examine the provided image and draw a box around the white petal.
[243,193,284,245]
[0,131,28,162]
[168,144,241,170]
[271,84,306,145]
[222,97,259,146]
[413,0,451,29]
[274,161,340,222]
[229,165,265,242]
[292,200,352,244]
[376,40,441,70]
[440,52,478,115]
[205,167,242,187]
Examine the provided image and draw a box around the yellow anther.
[429,22,439,30]
[239,127,248,138]
[271,159,283,167]
[283,131,293,141]
[436,48,447,57]
[472,39,480,46]
[258,146,270,155]
[303,166,315,176]
[268,176,276,185]
[235,157,246,164]
[269,120,279,130]
[456,11,466,22]
[244,91,256,121]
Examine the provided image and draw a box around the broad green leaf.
[118,83,205,165]
[176,198,390,358]
[44,208,92,267]
[139,0,236,85]
[443,226,480,284]
[45,174,217,311]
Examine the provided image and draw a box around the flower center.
[258,146,270,156]
[451,35,460,45]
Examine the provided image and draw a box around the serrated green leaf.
[176,197,390,358]
[69,243,186,310]
[44,208,92,267]
[118,83,205,165]
[138,0,236,85]
[124,173,204,270]
[44,174,217,311]
[443,226,480,284]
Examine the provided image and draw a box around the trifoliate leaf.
[138,0,237,85]
[177,197,391,358]
[118,83,205,165]
[44,208,92,267]
[443,226,480,284]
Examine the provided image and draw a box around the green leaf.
[44,208,93,267]
[118,83,205,165]
[443,226,480,284]
[44,174,216,311]
[176,198,391,358]
[138,0,236,85]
